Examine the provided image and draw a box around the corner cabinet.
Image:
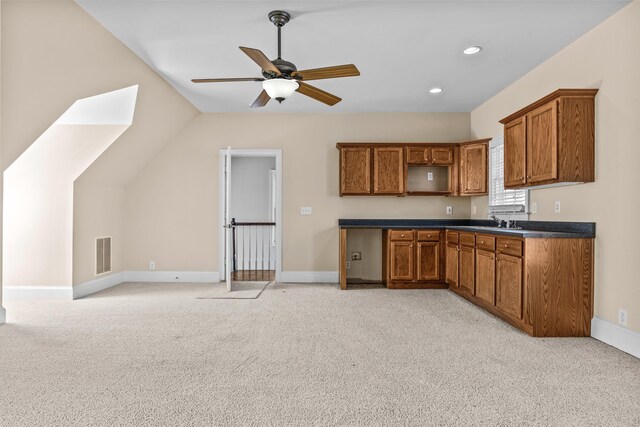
[459,141,488,195]
[500,89,597,189]
[337,140,490,197]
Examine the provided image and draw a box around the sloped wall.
[0,1,200,288]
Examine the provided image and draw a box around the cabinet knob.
[527,176,532,179]
[520,176,524,180]
[504,244,508,248]
[481,241,484,244]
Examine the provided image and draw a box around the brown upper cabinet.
[500,89,597,189]
[407,146,454,165]
[340,147,371,195]
[373,147,404,194]
[459,141,488,195]
[337,140,489,197]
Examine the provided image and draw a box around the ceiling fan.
[192,10,360,108]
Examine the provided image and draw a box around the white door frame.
[218,148,283,283]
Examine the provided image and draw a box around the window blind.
[489,140,527,213]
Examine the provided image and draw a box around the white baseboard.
[3,271,221,300]
[280,271,338,283]
[125,271,220,283]
[0,306,5,325]
[591,316,640,359]
[3,286,73,300]
[73,272,126,300]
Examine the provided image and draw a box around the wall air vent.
[96,237,112,276]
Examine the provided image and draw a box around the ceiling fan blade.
[296,82,341,106]
[192,77,264,83]
[251,90,271,108]
[292,64,360,81]
[239,47,281,75]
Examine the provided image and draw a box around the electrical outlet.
[446,206,453,215]
[472,205,477,215]
[351,251,362,261]
[149,261,156,270]
[427,172,434,181]
[531,202,538,214]
[619,308,628,326]
[300,207,312,215]
[554,201,561,213]
[346,261,351,269]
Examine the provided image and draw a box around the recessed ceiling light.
[463,46,482,55]
[429,87,443,94]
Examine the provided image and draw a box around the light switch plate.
[554,201,561,213]
[446,206,453,215]
[149,261,156,270]
[531,202,538,214]
[472,205,477,215]
[300,207,312,215]
[427,172,434,181]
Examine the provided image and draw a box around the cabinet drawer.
[446,231,459,244]
[497,238,523,257]
[460,233,476,247]
[476,235,496,251]
[417,230,440,241]
[389,230,414,241]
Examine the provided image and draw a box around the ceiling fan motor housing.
[268,10,290,27]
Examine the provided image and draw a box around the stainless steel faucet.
[491,215,505,228]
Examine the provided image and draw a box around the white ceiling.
[77,1,629,113]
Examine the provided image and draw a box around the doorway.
[219,149,282,288]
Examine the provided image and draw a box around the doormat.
[196,281,271,300]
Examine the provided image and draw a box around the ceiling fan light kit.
[262,79,299,102]
[192,10,360,108]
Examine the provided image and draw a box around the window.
[488,137,528,219]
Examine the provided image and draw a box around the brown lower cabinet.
[386,229,445,289]
[346,226,594,337]
[448,234,593,337]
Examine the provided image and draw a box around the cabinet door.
[340,147,371,195]
[460,143,488,195]
[475,250,496,305]
[390,241,414,281]
[417,242,439,281]
[504,117,527,187]
[373,147,404,194]
[445,243,459,287]
[407,147,429,165]
[431,147,453,165]
[459,245,475,294]
[526,101,558,184]
[496,254,523,319]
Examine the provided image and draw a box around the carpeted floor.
[0,282,638,426]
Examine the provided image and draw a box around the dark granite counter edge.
[339,219,595,238]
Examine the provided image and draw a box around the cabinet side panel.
[559,97,596,183]
[527,238,593,337]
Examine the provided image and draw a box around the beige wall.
[469,0,640,332]
[124,113,472,273]
[1,1,200,288]
[3,124,128,287]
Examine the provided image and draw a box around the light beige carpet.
[0,282,639,426]
[196,281,270,299]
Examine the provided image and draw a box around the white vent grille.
[96,237,112,276]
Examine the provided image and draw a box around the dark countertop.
[338,219,595,238]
